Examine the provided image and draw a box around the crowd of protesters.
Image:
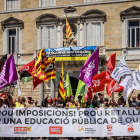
[1,90,140,140]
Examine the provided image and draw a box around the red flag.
[87,87,92,99]
[106,79,123,97]
[92,71,106,92]
[106,53,116,83]
[19,60,35,75]
[33,77,43,90]
[0,92,7,99]
[114,81,124,92]
[87,71,106,98]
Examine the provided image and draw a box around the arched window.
[1,17,23,54]
[121,6,140,48]
[36,13,59,49]
[81,9,106,46]
[63,23,77,47]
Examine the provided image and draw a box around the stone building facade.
[0,0,140,104]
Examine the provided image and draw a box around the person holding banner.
[128,91,139,107]
[7,95,15,108]
[128,91,139,140]
[15,96,26,108]
[26,95,36,107]
[95,93,109,108]
[112,92,126,107]
[1,97,8,108]
[46,97,56,108]
[0,98,2,108]
[56,95,66,108]
[137,94,140,103]
[77,95,85,108]
[66,95,79,109]
[92,93,98,108]
[96,93,108,140]
[86,98,93,108]
[109,99,117,107]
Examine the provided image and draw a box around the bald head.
[132,94,136,102]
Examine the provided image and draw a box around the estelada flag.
[106,79,123,97]
[106,53,116,84]
[0,92,7,99]
[92,71,106,92]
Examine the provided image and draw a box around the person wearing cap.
[26,95,36,108]
[77,95,85,108]
[95,93,109,109]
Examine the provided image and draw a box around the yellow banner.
[53,57,87,61]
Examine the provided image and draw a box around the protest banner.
[0,108,140,137]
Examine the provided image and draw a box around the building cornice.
[0,0,139,14]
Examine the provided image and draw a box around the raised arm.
[128,90,134,103]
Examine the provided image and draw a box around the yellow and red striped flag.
[32,48,56,83]
[34,48,46,75]
[44,57,56,81]
[59,61,66,100]
[66,17,72,40]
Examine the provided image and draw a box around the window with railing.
[5,0,20,10]
[127,20,140,47]
[40,0,56,7]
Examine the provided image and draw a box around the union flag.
[106,53,116,83]
[87,71,106,98]
[106,79,123,97]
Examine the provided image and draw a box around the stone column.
[77,21,80,46]
[60,22,63,47]
[39,83,44,105]
[83,22,86,46]
[50,79,55,98]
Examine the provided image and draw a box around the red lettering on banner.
[49,126,62,134]
[107,125,113,135]
[14,127,27,132]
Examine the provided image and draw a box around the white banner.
[0,108,140,137]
